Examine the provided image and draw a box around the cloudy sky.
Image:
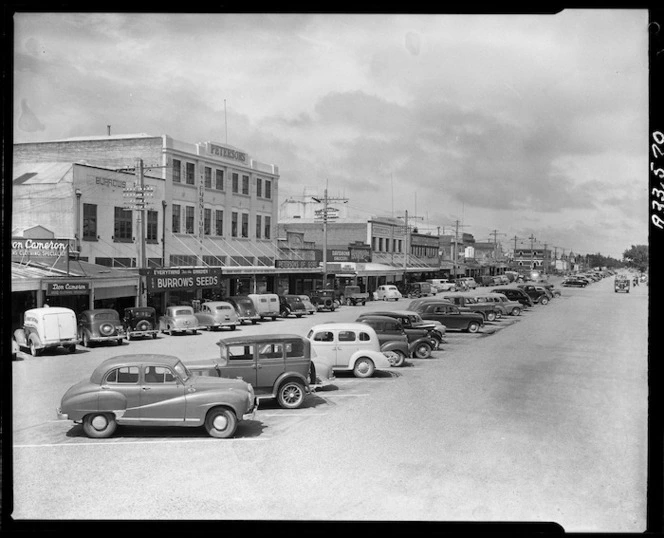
[13,10,649,259]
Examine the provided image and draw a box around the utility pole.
[312,184,348,288]
[400,210,423,284]
[451,219,470,279]
[529,234,536,270]
[489,229,506,275]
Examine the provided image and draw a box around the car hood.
[189,373,250,391]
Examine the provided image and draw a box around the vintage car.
[307,322,395,378]
[473,292,522,316]
[409,301,485,333]
[358,309,446,348]
[540,283,562,297]
[278,295,307,318]
[375,285,403,301]
[185,335,334,409]
[614,277,630,293]
[248,293,281,320]
[454,277,478,290]
[123,307,159,340]
[309,289,337,311]
[562,277,589,288]
[426,278,457,293]
[298,295,316,315]
[14,306,79,356]
[12,338,19,360]
[57,354,257,439]
[404,282,434,299]
[158,305,203,335]
[78,309,126,348]
[341,285,369,306]
[194,301,239,331]
[437,292,499,321]
[357,315,435,361]
[225,296,261,325]
[489,286,535,308]
[467,293,506,317]
[516,283,550,305]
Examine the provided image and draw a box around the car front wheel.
[353,357,375,378]
[540,297,549,305]
[486,312,497,322]
[511,307,521,316]
[82,413,117,438]
[205,407,238,438]
[467,322,481,333]
[384,349,406,367]
[277,380,306,409]
[413,341,432,359]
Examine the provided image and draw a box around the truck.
[342,285,369,306]
[14,306,79,356]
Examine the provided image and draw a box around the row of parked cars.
[54,280,566,439]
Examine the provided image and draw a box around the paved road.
[9,277,648,531]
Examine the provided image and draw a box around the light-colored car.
[194,301,239,331]
[473,292,522,316]
[158,306,203,335]
[14,306,79,356]
[57,354,257,439]
[426,279,457,293]
[247,293,281,321]
[375,285,402,301]
[12,338,19,359]
[306,322,395,378]
[299,295,316,315]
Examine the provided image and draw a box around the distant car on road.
[298,295,316,315]
[225,296,261,325]
[375,285,402,301]
[278,295,307,318]
[194,301,239,331]
[309,289,337,311]
[57,354,257,439]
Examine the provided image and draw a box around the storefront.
[141,267,224,314]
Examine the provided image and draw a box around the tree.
[622,244,648,272]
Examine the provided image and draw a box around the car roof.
[91,354,182,383]
[365,309,420,316]
[25,306,75,316]
[216,334,306,345]
[358,315,401,322]
[202,301,232,306]
[310,322,378,331]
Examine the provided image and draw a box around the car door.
[219,343,258,386]
[434,304,465,329]
[310,329,339,366]
[196,304,212,327]
[336,329,366,366]
[256,342,286,389]
[100,365,143,420]
[139,365,186,421]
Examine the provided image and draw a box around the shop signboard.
[275,260,320,269]
[11,237,72,261]
[142,268,223,292]
[349,245,372,263]
[46,281,90,296]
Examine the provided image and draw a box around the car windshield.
[93,312,118,320]
[215,305,232,310]
[130,309,153,317]
[173,361,190,382]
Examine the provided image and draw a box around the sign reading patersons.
[142,268,222,292]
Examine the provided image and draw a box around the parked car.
[123,306,159,340]
[375,285,402,301]
[467,293,506,318]
[489,286,535,308]
[540,283,562,297]
[354,317,412,366]
[426,278,457,293]
[158,305,203,335]
[57,354,257,439]
[247,293,281,321]
[437,292,499,321]
[409,301,485,333]
[472,292,522,316]
[562,277,589,287]
[298,295,316,315]
[14,306,79,356]
[358,309,446,349]
[404,282,434,298]
[516,283,550,305]
[194,301,239,331]
[12,338,19,359]
[307,322,395,377]
[309,289,337,311]
[225,296,261,325]
[78,309,126,348]
[614,277,630,293]
[342,285,369,306]
[455,277,477,290]
[405,296,453,312]
[357,315,435,360]
[186,335,334,409]
[279,295,307,318]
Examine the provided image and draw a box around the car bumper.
[243,399,259,421]
[127,330,159,337]
[56,407,68,421]
[90,334,125,342]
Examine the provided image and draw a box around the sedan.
[158,306,203,335]
[194,301,239,331]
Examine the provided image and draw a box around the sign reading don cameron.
[143,268,222,292]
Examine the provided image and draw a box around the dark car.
[562,277,589,287]
[186,335,335,409]
[57,354,257,439]
[78,309,126,348]
[516,283,550,305]
[409,301,485,333]
[279,295,307,318]
[404,282,434,299]
[489,287,535,308]
[225,296,261,325]
[357,315,435,360]
[309,289,337,311]
[123,307,159,340]
[614,277,630,293]
[358,309,446,349]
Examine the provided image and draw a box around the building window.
[232,173,239,193]
[378,238,383,251]
[147,210,158,243]
[204,167,212,188]
[172,159,181,183]
[170,254,198,266]
[204,208,211,235]
[83,203,97,240]
[256,215,262,239]
[241,213,249,238]
[215,169,224,190]
[114,207,133,242]
[172,204,181,233]
[265,179,272,199]
[231,211,238,237]
[185,206,195,234]
[256,178,262,198]
[215,210,223,236]
[242,175,249,195]
[203,255,226,266]
[264,216,271,239]
[185,162,195,185]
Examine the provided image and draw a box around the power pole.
[312,184,348,288]
[529,234,536,270]
[400,210,424,283]
[451,219,470,279]
[489,229,506,274]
